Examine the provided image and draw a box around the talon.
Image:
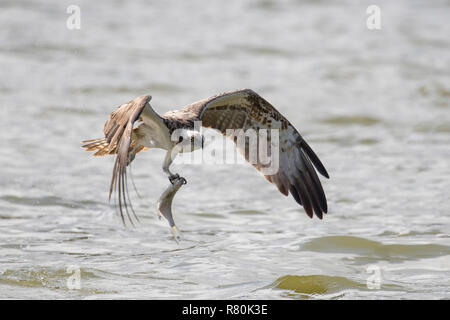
[181,177,187,185]
[169,174,180,184]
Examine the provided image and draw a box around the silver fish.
[157,177,186,241]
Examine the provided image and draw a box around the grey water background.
[0,0,449,299]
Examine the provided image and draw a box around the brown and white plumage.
[82,89,329,226]
[82,95,164,225]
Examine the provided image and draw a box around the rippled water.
[0,0,449,299]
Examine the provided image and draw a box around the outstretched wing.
[104,95,151,169]
[102,94,170,225]
[183,89,329,219]
[101,95,150,225]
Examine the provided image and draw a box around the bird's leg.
[162,148,176,178]
[162,147,186,184]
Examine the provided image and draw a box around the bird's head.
[175,129,204,153]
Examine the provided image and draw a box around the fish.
[157,176,186,242]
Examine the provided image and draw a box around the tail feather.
[81,135,148,157]
[82,138,116,156]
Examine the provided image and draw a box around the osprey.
[82,89,329,231]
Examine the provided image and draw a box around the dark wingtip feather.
[300,140,329,179]
[299,150,328,214]
[289,185,302,206]
[293,180,314,219]
[290,180,318,219]
[299,171,323,219]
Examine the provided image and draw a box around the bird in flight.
[82,89,329,231]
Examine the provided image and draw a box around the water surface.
[0,0,449,299]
